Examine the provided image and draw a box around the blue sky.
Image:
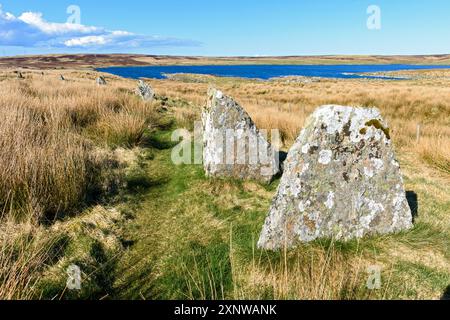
[1,0,449,56]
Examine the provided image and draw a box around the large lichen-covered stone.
[202,88,280,183]
[258,105,413,249]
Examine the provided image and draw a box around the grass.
[0,222,67,299]
[112,128,449,300]
[0,67,449,300]
[0,69,161,299]
[0,75,158,222]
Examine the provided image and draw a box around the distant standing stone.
[258,105,413,249]
[202,87,280,183]
[17,72,24,79]
[136,80,154,101]
[60,74,65,81]
[96,76,107,85]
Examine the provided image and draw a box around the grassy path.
[113,130,273,299]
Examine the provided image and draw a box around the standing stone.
[136,80,154,101]
[202,88,280,183]
[16,72,24,79]
[60,74,65,81]
[96,76,107,85]
[258,105,413,249]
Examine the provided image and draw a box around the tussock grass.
[0,70,160,298]
[0,74,158,221]
[0,220,67,299]
[0,104,97,221]
[418,136,450,174]
[230,241,368,300]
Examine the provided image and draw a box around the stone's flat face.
[202,88,280,183]
[137,80,155,102]
[258,105,413,250]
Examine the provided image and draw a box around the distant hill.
[1,53,450,70]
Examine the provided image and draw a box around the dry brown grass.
[417,135,450,175]
[0,70,159,299]
[0,219,65,299]
[148,73,450,176]
[0,72,157,221]
[0,102,92,221]
[233,244,367,300]
[181,241,369,300]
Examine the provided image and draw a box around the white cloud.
[0,4,199,49]
[18,12,101,35]
[64,36,108,47]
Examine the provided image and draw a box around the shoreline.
[96,65,450,82]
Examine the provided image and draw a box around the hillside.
[1,54,450,70]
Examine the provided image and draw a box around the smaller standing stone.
[96,76,107,86]
[136,80,155,101]
[60,74,66,81]
[202,87,280,183]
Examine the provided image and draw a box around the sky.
[1,0,450,56]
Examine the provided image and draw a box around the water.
[97,64,450,80]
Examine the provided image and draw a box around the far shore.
[1,53,450,70]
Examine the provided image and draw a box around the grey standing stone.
[202,88,280,183]
[258,105,413,249]
[96,76,107,85]
[136,80,155,101]
[60,75,65,81]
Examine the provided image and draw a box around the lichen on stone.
[202,87,280,183]
[258,105,413,250]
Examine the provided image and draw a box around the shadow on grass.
[406,191,419,222]
[39,240,119,300]
[114,263,157,299]
[442,285,450,300]
[125,168,168,192]
[158,240,232,300]
[141,132,178,150]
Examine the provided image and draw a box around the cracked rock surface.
[202,88,280,183]
[258,105,413,249]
